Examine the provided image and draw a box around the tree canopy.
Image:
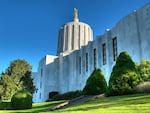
[0,59,36,101]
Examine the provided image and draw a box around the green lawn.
[0,93,150,113]
[52,93,150,113]
[0,100,64,113]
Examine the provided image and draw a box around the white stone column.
[79,24,84,48]
[63,27,66,52]
[89,27,93,41]
[85,26,88,45]
[77,25,80,49]
[87,26,90,44]
[68,25,72,51]
[74,24,79,50]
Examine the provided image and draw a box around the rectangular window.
[93,48,96,69]
[102,43,106,65]
[79,56,81,74]
[86,53,88,72]
[112,37,118,61]
[40,93,41,99]
[40,81,42,88]
[41,69,43,77]
[40,69,43,88]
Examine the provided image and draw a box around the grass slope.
[0,101,64,113]
[53,93,150,113]
[0,93,149,113]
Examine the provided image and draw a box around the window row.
[79,37,118,74]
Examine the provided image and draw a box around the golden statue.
[74,8,78,20]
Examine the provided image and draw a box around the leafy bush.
[49,91,59,98]
[136,59,150,81]
[51,90,83,101]
[83,69,107,95]
[108,51,142,96]
[11,90,32,109]
[51,94,62,101]
[0,102,12,110]
[135,82,150,93]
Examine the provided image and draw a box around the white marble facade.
[32,3,150,102]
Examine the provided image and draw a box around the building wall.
[137,3,150,59]
[32,3,150,103]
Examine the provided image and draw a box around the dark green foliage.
[0,102,12,110]
[49,91,59,98]
[0,59,36,101]
[136,59,150,81]
[83,69,107,95]
[21,71,36,94]
[1,74,20,100]
[0,80,3,100]
[11,90,32,109]
[108,51,142,96]
[51,90,83,101]
[6,59,32,76]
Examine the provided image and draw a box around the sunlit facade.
[32,3,150,102]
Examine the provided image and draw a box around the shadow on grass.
[60,93,150,112]
[32,101,64,109]
[0,101,64,113]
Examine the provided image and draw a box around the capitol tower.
[57,8,93,55]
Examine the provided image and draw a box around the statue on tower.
[74,8,78,18]
[74,8,79,22]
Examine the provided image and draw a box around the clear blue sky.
[0,0,149,73]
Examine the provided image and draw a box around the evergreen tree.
[83,69,107,95]
[21,71,36,94]
[108,51,142,95]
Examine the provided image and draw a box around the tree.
[21,71,36,94]
[0,84,3,100]
[1,59,36,101]
[108,51,142,95]
[6,59,32,78]
[0,77,3,99]
[1,74,21,100]
[83,69,107,95]
[136,59,150,81]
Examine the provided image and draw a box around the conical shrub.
[83,69,107,95]
[108,51,142,95]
